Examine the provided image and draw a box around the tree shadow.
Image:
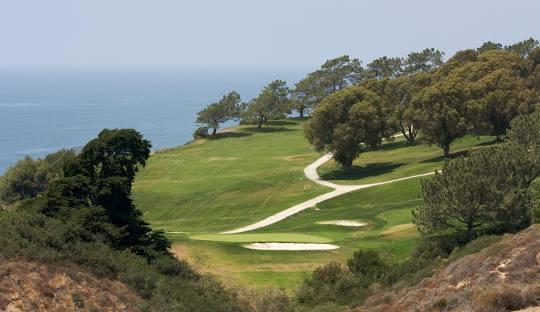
[474,139,497,147]
[207,132,253,140]
[365,140,419,153]
[420,150,470,164]
[266,120,298,126]
[244,126,295,133]
[319,162,405,181]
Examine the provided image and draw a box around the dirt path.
[221,153,434,234]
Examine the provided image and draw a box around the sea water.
[0,67,305,173]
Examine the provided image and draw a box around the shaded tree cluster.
[242,80,289,128]
[305,38,540,167]
[304,85,391,169]
[414,112,540,241]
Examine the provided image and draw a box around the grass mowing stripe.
[190,233,333,243]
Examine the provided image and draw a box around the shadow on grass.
[320,162,405,181]
[244,126,295,133]
[420,150,470,164]
[366,140,419,153]
[266,120,298,126]
[474,139,497,147]
[207,132,253,140]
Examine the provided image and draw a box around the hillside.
[133,119,495,290]
[357,225,540,312]
[0,259,140,312]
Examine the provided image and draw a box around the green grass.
[134,119,495,291]
[190,233,333,243]
[133,120,329,233]
[318,135,495,185]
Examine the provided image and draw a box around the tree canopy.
[196,91,241,135]
[243,80,289,128]
[0,149,76,205]
[304,85,389,169]
[413,144,534,241]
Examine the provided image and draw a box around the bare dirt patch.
[357,224,540,312]
[0,259,140,312]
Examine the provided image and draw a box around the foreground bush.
[0,209,246,311]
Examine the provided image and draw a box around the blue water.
[0,68,305,173]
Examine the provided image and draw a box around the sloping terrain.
[357,225,540,312]
[135,120,495,290]
[0,259,140,312]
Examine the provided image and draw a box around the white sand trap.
[317,220,368,227]
[243,243,339,251]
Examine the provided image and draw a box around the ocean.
[0,68,306,173]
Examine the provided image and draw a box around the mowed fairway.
[318,135,495,185]
[133,120,329,233]
[133,119,495,291]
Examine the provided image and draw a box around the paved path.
[221,153,435,234]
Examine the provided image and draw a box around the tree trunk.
[443,144,450,159]
[299,106,304,118]
[466,221,476,241]
[342,159,353,172]
[407,124,417,143]
[257,118,263,128]
[212,127,217,135]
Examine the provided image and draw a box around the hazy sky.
[1,0,539,70]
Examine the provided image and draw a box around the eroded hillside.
[358,225,540,312]
[0,259,140,312]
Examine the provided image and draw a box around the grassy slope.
[133,120,328,233]
[134,120,494,291]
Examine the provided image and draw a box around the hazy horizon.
[1,0,539,70]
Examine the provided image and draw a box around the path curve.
[221,153,435,234]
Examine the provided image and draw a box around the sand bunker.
[317,220,368,227]
[243,243,339,251]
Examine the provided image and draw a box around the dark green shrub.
[296,261,364,306]
[153,255,199,280]
[193,126,209,139]
[347,249,387,282]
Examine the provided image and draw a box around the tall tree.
[505,37,539,58]
[506,111,540,183]
[473,54,537,139]
[243,80,288,128]
[527,48,540,92]
[413,144,534,241]
[289,71,324,118]
[196,91,241,135]
[411,49,533,156]
[366,56,403,79]
[60,129,168,257]
[363,74,433,143]
[70,129,151,186]
[412,72,474,158]
[403,48,445,75]
[319,55,364,92]
[304,85,388,170]
[477,41,503,54]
